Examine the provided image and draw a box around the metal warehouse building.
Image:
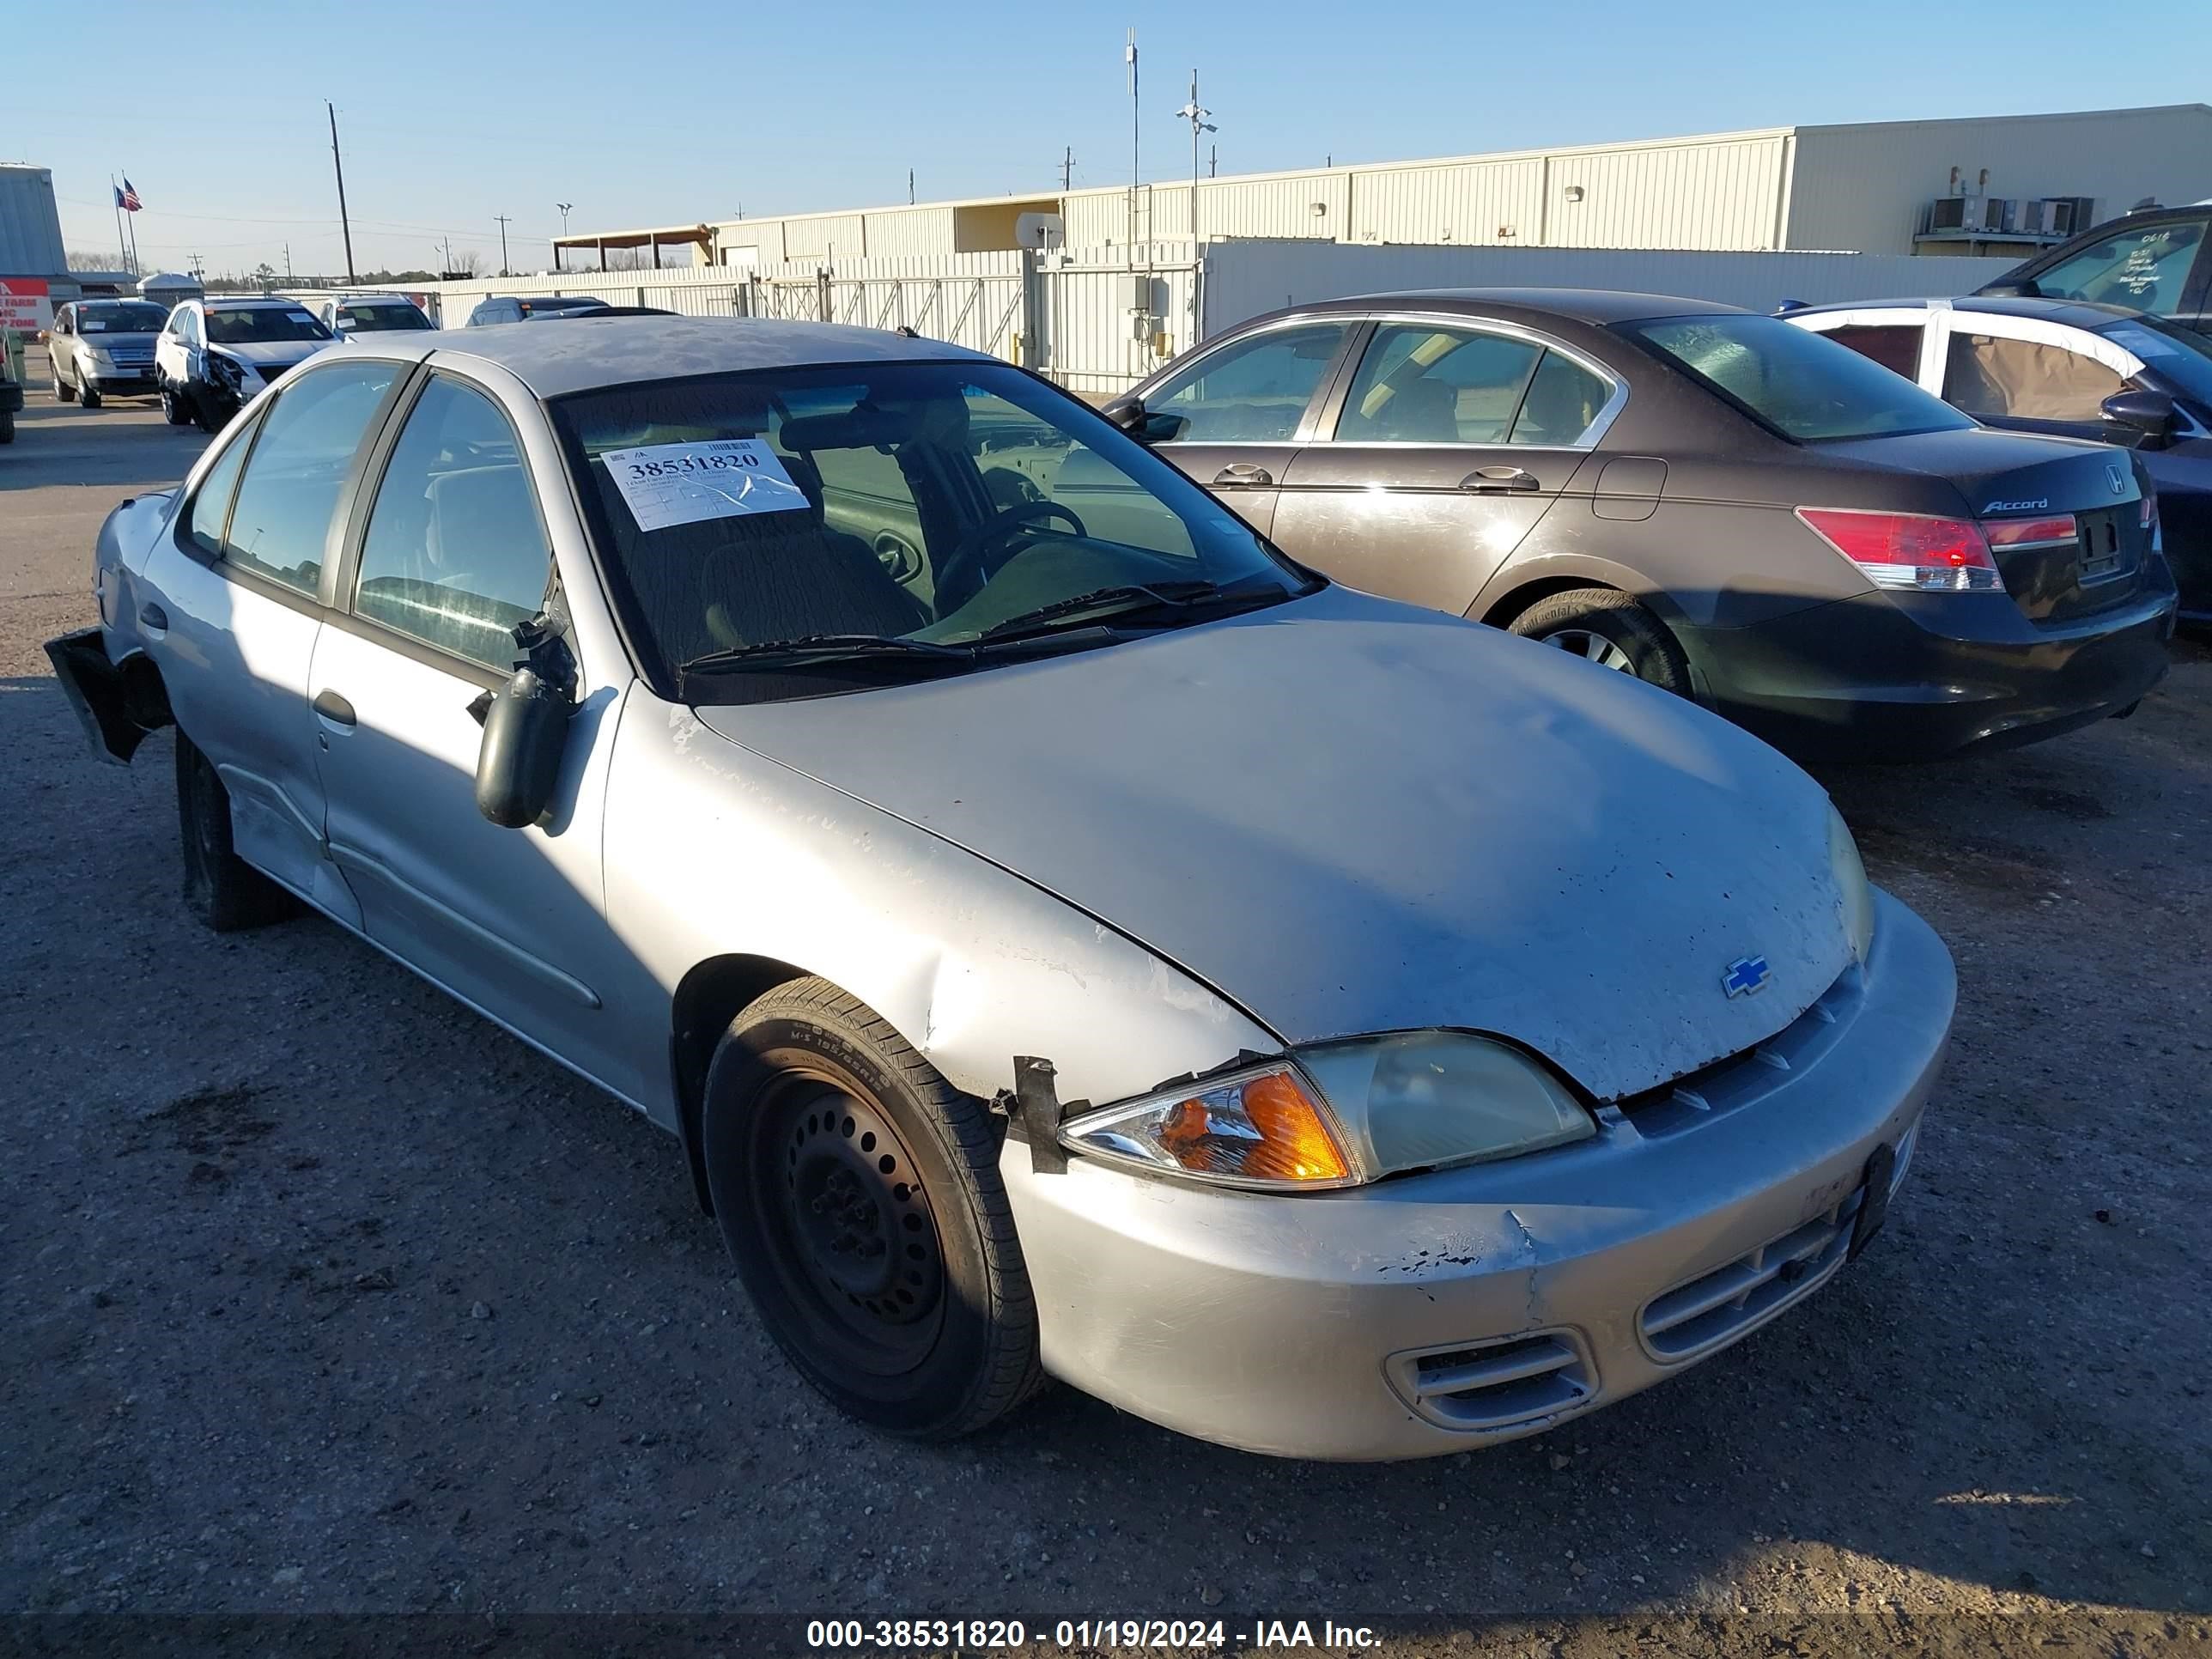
[561,104,2212,270]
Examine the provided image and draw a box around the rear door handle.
[1212,463,1274,488]
[137,602,168,631]
[1461,466,1540,493]
[312,689,356,728]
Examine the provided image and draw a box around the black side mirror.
[1100,395,1149,435]
[474,666,574,828]
[1978,279,2042,299]
[2100,387,2179,446]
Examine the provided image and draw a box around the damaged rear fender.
[44,629,172,765]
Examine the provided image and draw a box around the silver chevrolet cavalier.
[46,318,1954,1460]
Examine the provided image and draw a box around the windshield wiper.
[678,634,976,679]
[972,579,1277,643]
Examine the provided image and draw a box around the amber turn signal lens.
[1155,1071,1350,1182]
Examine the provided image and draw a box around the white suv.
[155,296,335,432]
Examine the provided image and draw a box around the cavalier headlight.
[1828,803,1875,963]
[1060,1033,1595,1192]
[1300,1031,1594,1176]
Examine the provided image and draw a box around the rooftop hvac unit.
[2019,196,2096,237]
[1927,196,2014,234]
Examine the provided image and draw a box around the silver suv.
[49,299,171,408]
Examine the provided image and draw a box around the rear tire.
[1507,586,1693,696]
[701,977,1045,1441]
[175,732,298,932]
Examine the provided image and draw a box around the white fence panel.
[1198,241,2018,339]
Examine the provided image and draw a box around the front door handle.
[1212,463,1274,488]
[312,689,356,728]
[137,602,168,631]
[1461,465,1540,493]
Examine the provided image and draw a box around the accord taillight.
[1795,507,2007,592]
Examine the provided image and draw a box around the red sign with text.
[1,277,52,334]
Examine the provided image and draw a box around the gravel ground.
[2,370,2208,1657]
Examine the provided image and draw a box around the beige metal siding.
[780,213,867,260]
[860,207,957,258]
[1349,159,1544,246]
[1062,190,1146,247]
[1194,240,2017,337]
[1549,136,1790,249]
[1785,106,2212,252]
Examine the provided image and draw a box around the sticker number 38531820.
[600,439,809,532]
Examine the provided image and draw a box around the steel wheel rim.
[1543,628,1636,673]
[758,1073,945,1375]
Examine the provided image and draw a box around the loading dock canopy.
[552,224,714,270]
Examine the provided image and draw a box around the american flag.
[115,179,143,212]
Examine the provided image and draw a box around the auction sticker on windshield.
[601,440,808,532]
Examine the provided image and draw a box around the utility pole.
[1176,70,1216,243]
[1209,143,1218,178]
[1125,29,1139,248]
[494,215,513,276]
[908,168,915,205]
[1061,146,1074,191]
[327,101,356,282]
[283,241,292,283]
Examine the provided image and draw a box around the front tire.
[54,368,76,403]
[192,388,223,434]
[0,410,13,445]
[175,732,297,932]
[1507,586,1693,696]
[79,381,102,410]
[701,977,1044,1440]
[161,383,191,426]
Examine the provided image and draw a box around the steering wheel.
[936,500,1089,612]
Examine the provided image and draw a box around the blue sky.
[11,0,2209,278]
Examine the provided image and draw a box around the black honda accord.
[1105,290,2179,760]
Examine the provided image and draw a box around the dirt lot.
[2,363,2209,1657]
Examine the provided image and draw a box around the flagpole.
[112,176,128,272]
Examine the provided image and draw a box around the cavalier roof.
[355,315,987,398]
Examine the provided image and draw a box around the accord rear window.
[1623,313,1974,442]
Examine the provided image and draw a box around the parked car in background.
[308,293,434,338]
[1108,289,2179,759]
[1979,201,2211,334]
[465,295,612,325]
[48,299,171,408]
[42,317,1954,1460]
[155,297,336,432]
[1787,296,2212,623]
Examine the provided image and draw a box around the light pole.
[1176,71,1216,243]
[556,203,572,270]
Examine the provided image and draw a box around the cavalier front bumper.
[1001,890,1954,1461]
